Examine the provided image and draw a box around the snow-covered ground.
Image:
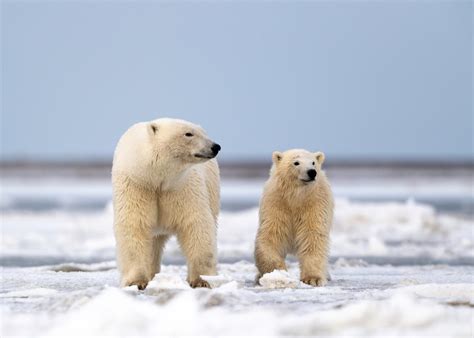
[2,262,473,336]
[1,175,473,336]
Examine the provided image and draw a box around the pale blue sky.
[1,0,472,161]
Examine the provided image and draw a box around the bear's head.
[148,118,221,164]
[271,149,325,185]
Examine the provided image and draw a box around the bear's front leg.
[177,214,217,288]
[295,227,330,287]
[254,217,290,282]
[113,178,157,290]
[115,224,155,289]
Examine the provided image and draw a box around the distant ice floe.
[0,288,58,298]
[46,261,116,272]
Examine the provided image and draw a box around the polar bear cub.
[255,149,334,286]
[112,118,221,289]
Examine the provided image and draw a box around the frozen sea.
[1,163,473,336]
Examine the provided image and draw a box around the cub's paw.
[301,276,327,287]
[189,277,211,289]
[255,273,263,285]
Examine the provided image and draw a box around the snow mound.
[146,273,190,290]
[334,198,439,233]
[46,288,276,336]
[259,270,300,289]
[393,283,474,304]
[47,288,167,336]
[283,292,473,336]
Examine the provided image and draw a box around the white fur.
[112,118,220,289]
[255,149,333,287]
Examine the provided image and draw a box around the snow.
[1,176,473,336]
[391,284,474,303]
[258,269,300,289]
[1,262,473,336]
[200,274,234,289]
[0,288,58,298]
[282,293,472,336]
[145,273,190,290]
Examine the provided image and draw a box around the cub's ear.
[149,122,158,135]
[314,151,325,165]
[272,151,283,164]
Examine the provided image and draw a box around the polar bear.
[254,149,333,287]
[112,118,221,289]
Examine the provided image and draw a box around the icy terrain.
[1,176,473,336]
[2,261,473,336]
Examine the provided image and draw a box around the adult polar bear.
[112,118,221,289]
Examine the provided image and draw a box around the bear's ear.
[272,151,283,164]
[149,123,158,135]
[314,151,325,165]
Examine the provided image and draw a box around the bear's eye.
[294,161,300,166]
[185,132,194,137]
[312,161,315,165]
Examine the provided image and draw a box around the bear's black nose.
[211,143,221,156]
[307,169,317,180]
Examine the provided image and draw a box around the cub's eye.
[312,161,315,165]
[185,132,194,137]
[293,161,300,166]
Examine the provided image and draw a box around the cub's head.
[148,118,221,164]
[271,149,325,185]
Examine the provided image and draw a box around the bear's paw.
[301,276,327,287]
[189,277,211,289]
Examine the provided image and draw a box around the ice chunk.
[146,273,190,290]
[259,270,300,289]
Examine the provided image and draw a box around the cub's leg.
[113,177,157,290]
[295,222,330,287]
[254,211,291,282]
[177,211,217,288]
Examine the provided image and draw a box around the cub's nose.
[211,143,221,156]
[307,169,317,180]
